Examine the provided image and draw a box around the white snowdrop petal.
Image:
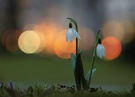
[66,28,81,42]
[96,44,106,59]
[72,29,81,39]
[69,29,74,42]
[66,29,73,42]
[98,50,102,58]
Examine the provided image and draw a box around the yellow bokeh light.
[18,30,41,54]
[35,31,46,53]
[120,21,135,44]
[102,36,122,60]
[33,20,65,55]
[103,21,124,41]
[33,21,56,55]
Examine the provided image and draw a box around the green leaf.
[85,68,96,87]
[78,53,87,90]
[71,53,76,73]
[75,53,81,90]
[75,52,87,90]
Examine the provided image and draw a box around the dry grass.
[0,83,135,97]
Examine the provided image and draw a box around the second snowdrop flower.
[66,22,81,42]
[96,38,106,59]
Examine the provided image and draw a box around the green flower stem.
[75,24,78,55]
[66,17,79,55]
[89,28,102,88]
[67,17,80,90]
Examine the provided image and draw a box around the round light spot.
[18,30,41,54]
[54,33,76,59]
[102,36,122,60]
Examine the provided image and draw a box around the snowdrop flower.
[96,38,106,59]
[66,23,81,42]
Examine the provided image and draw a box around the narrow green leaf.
[71,53,76,73]
[85,68,96,86]
[75,53,81,90]
[78,52,87,90]
[75,52,88,90]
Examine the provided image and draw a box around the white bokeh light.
[18,30,41,54]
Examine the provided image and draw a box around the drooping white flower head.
[96,38,106,59]
[66,23,81,42]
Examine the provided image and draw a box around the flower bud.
[98,37,102,44]
[69,22,72,28]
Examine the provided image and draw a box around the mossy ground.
[0,83,135,97]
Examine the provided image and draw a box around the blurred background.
[0,0,135,91]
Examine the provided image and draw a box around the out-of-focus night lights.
[18,30,41,54]
[102,36,122,60]
[54,33,76,59]
[103,21,124,41]
[103,20,135,44]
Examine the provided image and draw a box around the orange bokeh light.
[33,20,63,55]
[2,29,21,52]
[102,36,122,60]
[54,33,76,59]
